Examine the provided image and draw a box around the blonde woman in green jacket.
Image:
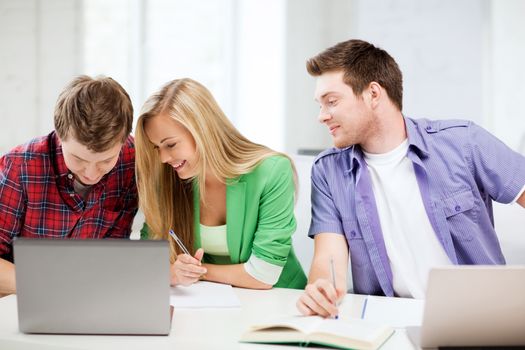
[135,78,306,289]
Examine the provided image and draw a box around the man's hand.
[0,258,16,296]
[296,233,349,317]
[296,278,345,317]
[517,190,525,208]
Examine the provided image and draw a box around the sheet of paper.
[170,281,241,308]
[362,295,424,328]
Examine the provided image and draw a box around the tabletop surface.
[0,288,416,350]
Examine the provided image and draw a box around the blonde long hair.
[135,78,297,261]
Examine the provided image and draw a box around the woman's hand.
[170,248,207,286]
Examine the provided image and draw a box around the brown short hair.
[54,75,133,152]
[306,39,403,111]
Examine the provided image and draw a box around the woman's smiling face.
[145,113,199,180]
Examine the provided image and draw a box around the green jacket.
[142,156,306,289]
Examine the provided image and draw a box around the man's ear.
[367,82,382,109]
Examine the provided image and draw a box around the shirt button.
[425,126,432,131]
[67,174,73,179]
[70,193,75,197]
[350,230,357,238]
[455,205,461,212]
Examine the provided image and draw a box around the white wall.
[284,0,349,154]
[351,0,486,124]
[292,155,315,272]
[0,0,82,152]
[488,2,525,261]
[490,0,525,150]
[494,202,525,264]
[234,0,286,151]
[2,1,524,153]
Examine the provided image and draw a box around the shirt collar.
[345,116,430,174]
[51,132,71,178]
[346,145,364,174]
[404,116,430,158]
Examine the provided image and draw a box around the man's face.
[61,136,123,186]
[314,70,373,149]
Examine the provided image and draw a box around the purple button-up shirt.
[309,117,525,296]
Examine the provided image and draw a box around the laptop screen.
[419,266,525,348]
[14,239,172,335]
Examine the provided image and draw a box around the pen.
[360,295,368,319]
[168,229,191,255]
[329,256,339,319]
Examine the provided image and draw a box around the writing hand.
[296,278,345,318]
[170,248,207,286]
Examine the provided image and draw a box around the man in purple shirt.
[296,39,525,318]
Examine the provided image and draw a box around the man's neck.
[361,110,407,155]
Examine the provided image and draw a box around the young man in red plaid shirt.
[0,76,138,295]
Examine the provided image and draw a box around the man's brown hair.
[306,39,403,111]
[54,75,133,152]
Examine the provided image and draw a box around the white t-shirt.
[363,140,451,299]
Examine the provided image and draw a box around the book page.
[170,281,241,308]
[242,315,394,350]
[249,315,324,334]
[362,295,424,328]
[314,318,390,342]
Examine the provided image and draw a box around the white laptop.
[13,238,172,335]
[408,265,525,349]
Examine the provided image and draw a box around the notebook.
[362,295,425,328]
[407,265,525,349]
[13,238,172,335]
[240,315,394,350]
[170,281,241,308]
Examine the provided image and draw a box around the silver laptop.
[408,265,525,349]
[13,239,172,335]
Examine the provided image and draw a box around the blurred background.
[1,0,523,269]
[1,0,525,155]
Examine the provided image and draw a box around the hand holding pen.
[296,256,345,318]
[169,229,207,286]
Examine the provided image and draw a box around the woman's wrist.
[199,263,210,281]
[169,264,179,286]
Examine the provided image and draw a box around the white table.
[0,288,416,350]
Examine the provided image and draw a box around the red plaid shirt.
[0,132,138,262]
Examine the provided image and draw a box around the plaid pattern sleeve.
[0,133,138,262]
[0,155,26,259]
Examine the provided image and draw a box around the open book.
[240,315,394,350]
